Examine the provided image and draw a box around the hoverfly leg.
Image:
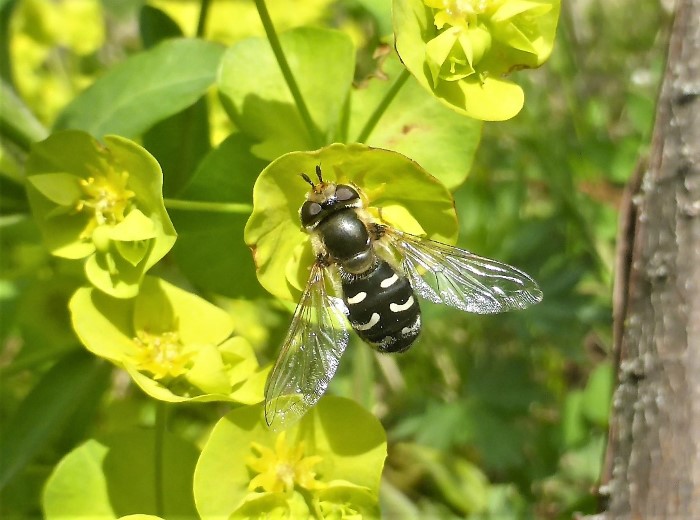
[368,223,386,241]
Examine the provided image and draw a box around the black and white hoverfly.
[264,166,543,429]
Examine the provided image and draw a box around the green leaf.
[562,390,586,448]
[0,79,48,149]
[350,53,482,190]
[581,362,613,428]
[244,143,458,301]
[218,27,355,158]
[138,4,209,199]
[54,38,224,138]
[0,350,110,490]
[143,97,211,198]
[0,176,29,215]
[170,132,266,299]
[14,273,81,361]
[139,5,183,48]
[391,443,489,515]
[42,431,199,519]
[354,0,393,36]
[193,396,386,519]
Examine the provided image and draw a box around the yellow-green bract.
[394,0,561,121]
[69,276,267,403]
[244,143,459,302]
[25,130,177,298]
[193,397,386,519]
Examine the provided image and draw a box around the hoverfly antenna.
[315,165,323,182]
[300,172,315,187]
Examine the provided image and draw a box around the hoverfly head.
[299,166,362,229]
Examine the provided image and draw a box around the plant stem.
[196,0,212,38]
[253,0,322,147]
[356,69,411,144]
[164,198,253,214]
[154,401,167,517]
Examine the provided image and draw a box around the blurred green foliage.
[0,0,670,518]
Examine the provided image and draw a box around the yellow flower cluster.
[247,431,325,494]
[76,168,135,239]
[130,329,195,380]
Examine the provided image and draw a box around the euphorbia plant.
[0,0,562,518]
[394,0,561,119]
[25,131,177,298]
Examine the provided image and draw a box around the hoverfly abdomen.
[342,260,421,353]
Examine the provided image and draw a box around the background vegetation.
[0,0,672,518]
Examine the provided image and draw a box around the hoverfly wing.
[264,261,349,431]
[381,227,543,314]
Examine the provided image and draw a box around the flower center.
[275,462,296,490]
[451,0,489,15]
[247,431,325,494]
[427,0,496,29]
[130,330,193,380]
[76,168,135,228]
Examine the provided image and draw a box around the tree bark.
[603,0,700,517]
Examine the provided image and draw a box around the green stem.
[253,0,322,147]
[356,69,411,143]
[154,401,167,518]
[196,0,212,38]
[164,198,253,214]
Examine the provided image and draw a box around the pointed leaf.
[170,132,265,299]
[0,80,48,148]
[218,27,354,157]
[54,38,224,138]
[0,350,110,490]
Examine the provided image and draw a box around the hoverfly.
[264,166,542,429]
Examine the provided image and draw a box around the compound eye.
[335,184,359,202]
[300,201,323,226]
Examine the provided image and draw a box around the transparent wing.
[264,261,349,431]
[381,227,543,314]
